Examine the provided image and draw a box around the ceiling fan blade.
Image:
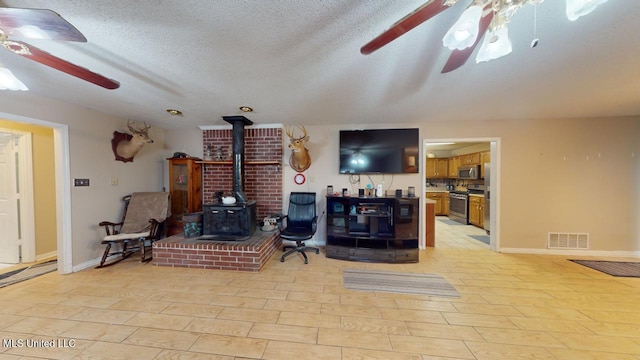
[441,10,494,73]
[0,7,86,42]
[3,40,119,89]
[361,0,451,55]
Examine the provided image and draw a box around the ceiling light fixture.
[476,23,512,63]
[166,109,182,116]
[443,0,608,63]
[0,62,28,91]
[442,2,483,50]
[239,106,253,112]
[566,0,608,21]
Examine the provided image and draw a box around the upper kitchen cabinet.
[480,151,491,178]
[448,156,459,178]
[426,158,448,178]
[459,152,480,166]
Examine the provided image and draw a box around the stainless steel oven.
[448,191,469,224]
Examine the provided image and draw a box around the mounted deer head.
[285,125,311,172]
[111,121,154,163]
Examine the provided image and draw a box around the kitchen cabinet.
[426,158,448,178]
[469,195,484,228]
[444,194,450,215]
[426,192,447,215]
[167,157,202,236]
[480,151,491,178]
[448,156,459,178]
[460,152,480,166]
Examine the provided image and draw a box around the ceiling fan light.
[476,26,512,63]
[0,67,28,91]
[566,0,608,21]
[442,5,483,50]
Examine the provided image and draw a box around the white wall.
[166,117,640,254]
[0,92,166,269]
[4,93,636,270]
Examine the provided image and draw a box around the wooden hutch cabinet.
[167,157,202,235]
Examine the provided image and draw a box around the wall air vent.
[548,232,589,249]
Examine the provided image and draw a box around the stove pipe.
[222,115,253,203]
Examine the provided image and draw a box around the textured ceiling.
[1,0,638,129]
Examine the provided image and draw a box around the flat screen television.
[339,128,419,174]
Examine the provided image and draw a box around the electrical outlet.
[74,178,90,187]
[111,177,118,186]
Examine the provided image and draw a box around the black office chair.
[279,192,320,264]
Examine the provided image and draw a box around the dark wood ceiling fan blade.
[0,8,86,42]
[361,1,451,55]
[5,41,119,89]
[441,10,494,73]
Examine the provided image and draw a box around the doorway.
[0,112,72,274]
[421,137,500,251]
[0,129,35,264]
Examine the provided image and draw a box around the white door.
[0,132,19,263]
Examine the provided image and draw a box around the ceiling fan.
[0,7,119,89]
[360,0,608,73]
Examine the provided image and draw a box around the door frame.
[0,128,36,263]
[421,136,501,251]
[0,112,72,274]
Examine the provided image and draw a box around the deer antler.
[127,120,151,134]
[285,125,307,140]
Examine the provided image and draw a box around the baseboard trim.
[36,251,57,262]
[499,248,640,258]
[72,257,101,272]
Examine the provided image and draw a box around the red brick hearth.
[153,231,281,271]
[202,127,283,220]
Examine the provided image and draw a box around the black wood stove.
[202,116,257,239]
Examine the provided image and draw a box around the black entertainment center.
[325,195,419,263]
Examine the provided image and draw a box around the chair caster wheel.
[315,249,319,254]
[304,259,308,264]
[280,257,285,262]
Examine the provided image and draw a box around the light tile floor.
[1,218,639,359]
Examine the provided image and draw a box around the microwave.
[458,165,480,180]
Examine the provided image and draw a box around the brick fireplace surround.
[153,126,284,271]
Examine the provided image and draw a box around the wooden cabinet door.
[468,196,481,226]
[479,197,485,228]
[168,158,202,235]
[427,158,449,178]
[426,158,437,178]
[448,157,459,178]
[436,159,448,178]
[443,194,450,215]
[426,193,443,215]
[480,151,490,178]
[460,153,480,166]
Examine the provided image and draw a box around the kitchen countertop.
[469,193,485,197]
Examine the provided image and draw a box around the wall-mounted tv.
[339,128,419,174]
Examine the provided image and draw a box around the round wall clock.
[294,173,306,185]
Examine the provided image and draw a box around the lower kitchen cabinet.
[469,195,484,228]
[426,192,447,216]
